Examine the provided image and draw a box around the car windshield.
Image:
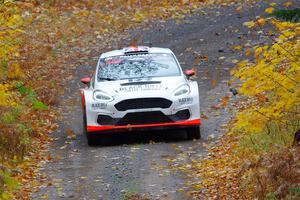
[97,53,180,81]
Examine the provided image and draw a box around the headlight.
[93,90,113,101]
[174,84,190,96]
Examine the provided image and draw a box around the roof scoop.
[123,46,149,55]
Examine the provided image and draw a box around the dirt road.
[32,1,283,199]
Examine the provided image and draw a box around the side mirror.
[184,69,195,77]
[81,77,91,85]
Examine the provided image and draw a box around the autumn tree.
[232,18,300,144]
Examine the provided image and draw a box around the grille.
[115,98,172,111]
[117,111,172,125]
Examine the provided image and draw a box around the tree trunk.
[293,129,300,147]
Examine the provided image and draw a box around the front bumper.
[83,86,200,133]
[87,118,201,133]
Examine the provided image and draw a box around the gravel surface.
[32,1,294,199]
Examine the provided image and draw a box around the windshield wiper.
[121,77,147,80]
[98,77,116,81]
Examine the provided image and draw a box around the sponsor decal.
[179,97,193,105]
[91,103,107,109]
[128,77,152,82]
[119,84,163,92]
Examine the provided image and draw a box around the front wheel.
[86,132,97,146]
[83,112,96,146]
[186,127,201,140]
[83,112,87,135]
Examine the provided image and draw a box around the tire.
[186,127,201,140]
[83,112,87,135]
[87,132,97,146]
[83,112,96,146]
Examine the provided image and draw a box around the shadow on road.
[87,129,191,147]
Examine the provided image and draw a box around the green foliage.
[0,106,23,125]
[238,122,295,154]
[32,100,48,110]
[0,112,15,124]
[1,192,9,200]
[25,92,37,103]
[289,187,300,197]
[11,105,23,117]
[0,170,17,200]
[15,82,48,110]
[272,9,300,22]
[15,82,35,96]
[2,172,17,190]
[265,193,277,200]
[17,123,32,135]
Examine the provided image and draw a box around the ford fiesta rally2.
[80,46,201,145]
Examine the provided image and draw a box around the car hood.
[94,76,186,97]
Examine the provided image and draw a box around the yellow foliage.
[0,2,23,110]
[191,18,300,200]
[0,2,23,63]
[7,63,21,79]
[0,84,8,107]
[232,19,300,133]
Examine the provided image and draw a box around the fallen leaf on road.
[201,114,208,119]
[221,96,230,107]
[283,1,292,7]
[232,59,239,64]
[40,194,48,199]
[60,145,67,150]
[245,49,252,56]
[232,45,242,51]
[256,18,266,26]
[210,104,220,110]
[211,79,217,88]
[265,7,274,14]
[185,47,193,52]
[207,134,215,140]
[235,6,242,12]
[149,140,156,144]
[243,21,255,28]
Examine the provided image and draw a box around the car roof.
[100,46,173,58]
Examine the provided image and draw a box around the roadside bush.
[190,8,300,199]
[231,11,300,198]
[0,126,29,162]
[0,2,46,198]
[240,147,300,199]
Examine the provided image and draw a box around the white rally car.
[80,46,201,145]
